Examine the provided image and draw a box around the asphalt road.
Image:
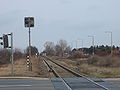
[0,78,120,90]
[0,78,55,90]
[103,78,120,87]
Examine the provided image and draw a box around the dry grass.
[51,56,120,78]
[87,56,120,67]
[77,64,120,78]
[0,64,12,76]
[0,56,49,77]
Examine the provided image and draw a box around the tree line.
[0,46,39,65]
[43,40,71,56]
[82,45,119,56]
[43,40,120,57]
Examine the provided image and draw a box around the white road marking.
[0,85,31,88]
[0,77,49,80]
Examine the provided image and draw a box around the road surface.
[0,78,55,90]
[0,77,119,90]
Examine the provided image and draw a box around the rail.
[43,58,73,90]
[43,56,109,90]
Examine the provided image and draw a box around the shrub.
[0,49,11,65]
[0,49,25,65]
[14,48,24,60]
[87,56,120,67]
[69,51,83,59]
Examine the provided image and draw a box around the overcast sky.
[0,0,120,51]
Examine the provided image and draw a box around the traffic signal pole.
[24,17,34,71]
[28,26,32,71]
[29,27,31,58]
[28,17,32,71]
[8,33,14,76]
[11,33,14,76]
[0,33,14,76]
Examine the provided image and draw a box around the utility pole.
[88,35,95,55]
[105,31,113,56]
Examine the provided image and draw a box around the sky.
[0,0,120,52]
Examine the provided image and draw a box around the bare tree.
[25,46,39,56]
[56,40,71,56]
[0,49,11,64]
[55,44,62,56]
[44,41,55,56]
[14,48,24,60]
[44,40,72,56]
[64,45,72,54]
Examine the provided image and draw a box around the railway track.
[42,56,109,90]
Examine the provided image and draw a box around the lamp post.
[72,40,77,49]
[69,42,73,48]
[77,39,83,50]
[105,31,113,56]
[88,35,95,55]
[76,41,77,49]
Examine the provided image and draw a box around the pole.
[81,39,83,51]
[105,31,113,56]
[72,40,76,49]
[111,32,113,56]
[76,41,77,49]
[29,27,31,57]
[88,36,95,55]
[77,39,83,50]
[77,39,80,49]
[92,36,95,55]
[11,33,14,76]
[28,21,32,71]
[69,42,73,49]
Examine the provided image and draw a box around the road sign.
[24,17,34,27]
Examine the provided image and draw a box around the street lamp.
[88,35,95,55]
[77,39,83,50]
[72,40,77,49]
[76,41,77,49]
[105,31,113,56]
[69,42,73,48]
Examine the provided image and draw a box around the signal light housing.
[3,35,9,48]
